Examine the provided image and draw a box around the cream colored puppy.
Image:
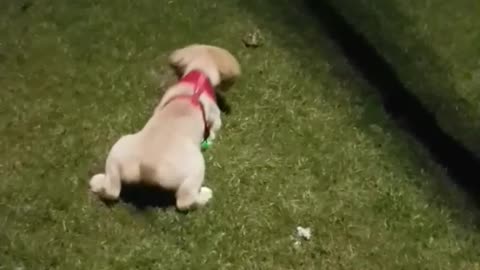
[89,44,241,210]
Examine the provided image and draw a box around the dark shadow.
[95,183,176,211]
[119,183,176,210]
[302,0,480,204]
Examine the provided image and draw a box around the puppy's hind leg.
[89,135,140,201]
[89,158,122,201]
[175,166,212,211]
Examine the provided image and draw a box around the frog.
[242,28,264,48]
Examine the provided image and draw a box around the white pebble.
[296,226,312,240]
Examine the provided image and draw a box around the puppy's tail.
[168,44,241,88]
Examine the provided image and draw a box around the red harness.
[164,71,215,140]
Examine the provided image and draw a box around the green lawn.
[1,0,480,269]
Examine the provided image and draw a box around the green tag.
[201,140,212,151]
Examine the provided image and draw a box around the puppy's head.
[168,44,241,90]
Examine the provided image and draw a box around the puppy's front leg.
[208,116,221,141]
[205,103,222,141]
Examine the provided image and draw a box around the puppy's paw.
[89,174,106,193]
[89,174,119,200]
[196,186,213,206]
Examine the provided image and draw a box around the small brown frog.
[242,29,264,48]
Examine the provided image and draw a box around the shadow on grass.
[119,183,176,210]
[238,0,480,207]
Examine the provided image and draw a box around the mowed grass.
[1,0,480,269]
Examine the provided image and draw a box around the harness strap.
[161,71,215,140]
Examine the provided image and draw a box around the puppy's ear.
[205,46,241,82]
[168,45,198,74]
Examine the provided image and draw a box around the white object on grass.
[296,226,312,240]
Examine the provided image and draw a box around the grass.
[1,0,480,269]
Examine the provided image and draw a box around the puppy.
[89,44,241,210]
